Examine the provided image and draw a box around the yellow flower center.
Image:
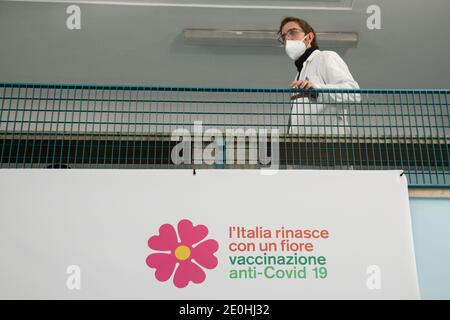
[174,245,191,261]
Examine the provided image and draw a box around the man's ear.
[307,32,315,47]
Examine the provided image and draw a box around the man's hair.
[278,17,319,48]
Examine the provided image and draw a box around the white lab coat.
[290,49,361,135]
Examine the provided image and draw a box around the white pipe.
[1,0,354,11]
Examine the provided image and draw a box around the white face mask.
[285,35,309,60]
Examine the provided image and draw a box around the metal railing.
[1,83,449,187]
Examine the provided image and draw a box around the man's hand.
[290,80,318,100]
[290,80,317,89]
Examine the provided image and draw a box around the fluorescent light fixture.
[315,32,359,48]
[183,29,358,48]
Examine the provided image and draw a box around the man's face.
[280,22,307,47]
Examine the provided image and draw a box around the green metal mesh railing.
[1,83,449,187]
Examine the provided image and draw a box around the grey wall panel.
[0,0,449,88]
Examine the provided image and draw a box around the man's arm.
[314,52,361,104]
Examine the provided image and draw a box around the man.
[278,17,361,135]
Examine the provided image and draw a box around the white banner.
[0,169,420,299]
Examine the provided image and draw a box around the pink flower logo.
[146,219,219,288]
